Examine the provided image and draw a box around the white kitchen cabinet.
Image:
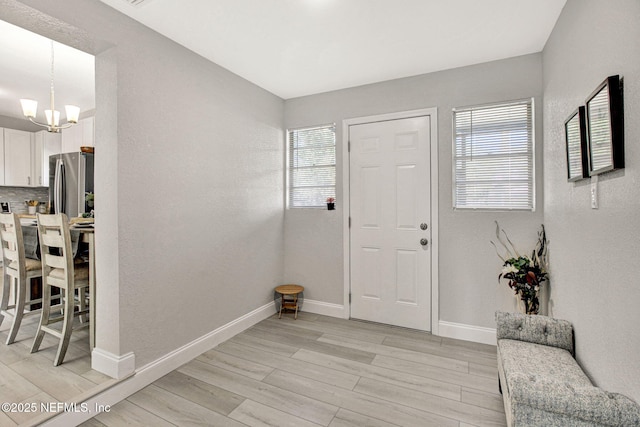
[33,130,62,187]
[61,123,81,154]
[61,116,94,153]
[0,121,88,188]
[4,128,33,186]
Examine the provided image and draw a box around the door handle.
[420,238,429,246]
[420,223,428,230]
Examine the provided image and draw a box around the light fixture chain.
[50,40,55,115]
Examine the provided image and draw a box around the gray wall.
[3,0,285,366]
[542,0,640,402]
[284,53,545,328]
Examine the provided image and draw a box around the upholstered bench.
[496,311,640,426]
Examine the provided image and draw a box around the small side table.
[274,284,304,319]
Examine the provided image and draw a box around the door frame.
[342,108,439,335]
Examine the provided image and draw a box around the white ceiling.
[98,0,566,99]
[0,0,566,123]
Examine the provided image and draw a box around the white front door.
[349,115,432,331]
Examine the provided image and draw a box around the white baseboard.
[300,299,497,347]
[91,348,135,380]
[41,301,274,427]
[295,299,495,347]
[301,299,345,318]
[438,320,496,345]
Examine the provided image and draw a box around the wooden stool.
[0,213,43,345]
[31,213,90,366]
[275,284,304,319]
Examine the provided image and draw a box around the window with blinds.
[453,99,535,210]
[288,124,336,208]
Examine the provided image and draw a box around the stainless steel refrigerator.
[49,152,94,216]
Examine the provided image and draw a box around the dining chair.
[31,213,90,366]
[0,213,43,345]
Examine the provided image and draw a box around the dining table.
[20,216,96,349]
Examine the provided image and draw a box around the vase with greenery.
[491,222,548,315]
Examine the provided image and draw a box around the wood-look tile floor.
[0,314,112,426]
[82,313,506,427]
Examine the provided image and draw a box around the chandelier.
[20,41,80,133]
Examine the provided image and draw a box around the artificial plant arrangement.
[82,192,94,218]
[326,197,335,210]
[85,192,94,209]
[25,200,39,214]
[491,221,548,315]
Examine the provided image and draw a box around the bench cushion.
[499,339,590,391]
[499,339,640,426]
[496,310,574,354]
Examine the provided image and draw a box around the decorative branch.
[501,226,521,258]
[490,241,506,262]
[532,224,548,271]
[491,220,519,260]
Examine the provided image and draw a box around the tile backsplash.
[0,186,49,214]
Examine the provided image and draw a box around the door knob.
[420,238,429,246]
[420,223,428,230]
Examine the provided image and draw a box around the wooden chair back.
[0,213,26,279]
[37,213,74,293]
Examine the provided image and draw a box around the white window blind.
[288,124,336,208]
[453,99,534,210]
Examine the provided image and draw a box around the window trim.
[286,123,337,209]
[451,98,536,212]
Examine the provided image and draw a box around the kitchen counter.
[17,214,37,219]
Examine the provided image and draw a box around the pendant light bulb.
[65,105,80,124]
[45,109,60,127]
[20,99,38,118]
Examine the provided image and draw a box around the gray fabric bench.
[496,311,640,426]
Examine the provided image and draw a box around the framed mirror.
[565,106,589,181]
[586,75,624,175]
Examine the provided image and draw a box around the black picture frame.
[586,75,624,175]
[565,106,589,181]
